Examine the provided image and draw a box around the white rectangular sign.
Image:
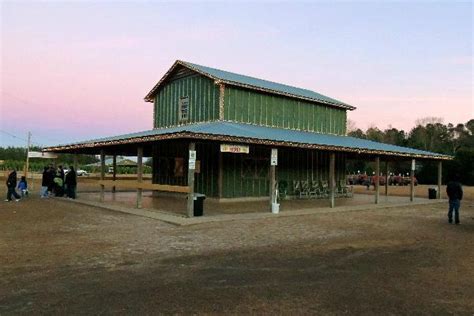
[189,150,196,169]
[28,151,58,159]
[189,150,196,162]
[220,144,249,154]
[411,159,416,171]
[271,148,278,166]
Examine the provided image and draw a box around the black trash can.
[193,193,206,216]
[428,188,437,199]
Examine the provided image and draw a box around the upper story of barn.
[144,60,356,136]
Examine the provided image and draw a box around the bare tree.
[346,119,358,135]
[415,117,444,127]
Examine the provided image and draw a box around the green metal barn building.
[45,60,450,216]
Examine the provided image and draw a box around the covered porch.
[44,122,451,218]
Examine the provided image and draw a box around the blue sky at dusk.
[1,1,472,147]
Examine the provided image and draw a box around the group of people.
[41,165,77,199]
[5,165,77,202]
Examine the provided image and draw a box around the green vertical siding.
[278,148,346,196]
[154,75,220,128]
[222,146,270,198]
[224,87,347,136]
[152,141,218,197]
[220,145,346,198]
[151,140,347,199]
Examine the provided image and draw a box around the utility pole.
[25,131,31,178]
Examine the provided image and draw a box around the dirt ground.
[1,194,473,315]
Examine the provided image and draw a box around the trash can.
[428,188,437,199]
[193,193,206,216]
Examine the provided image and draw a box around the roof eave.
[43,131,451,161]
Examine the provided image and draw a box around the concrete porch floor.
[70,190,445,226]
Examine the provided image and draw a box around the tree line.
[0,146,98,172]
[347,118,474,185]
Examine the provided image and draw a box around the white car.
[76,169,89,176]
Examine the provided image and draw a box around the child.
[17,176,28,197]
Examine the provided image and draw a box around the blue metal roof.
[144,60,355,110]
[181,61,354,109]
[47,121,450,159]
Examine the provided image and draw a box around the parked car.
[76,169,89,176]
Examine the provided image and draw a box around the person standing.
[446,175,463,225]
[65,166,77,199]
[47,165,55,196]
[54,167,64,197]
[40,166,50,198]
[5,169,21,202]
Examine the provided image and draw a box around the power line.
[0,130,44,147]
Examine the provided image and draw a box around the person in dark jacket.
[5,169,21,202]
[446,176,463,224]
[65,166,77,199]
[41,166,50,198]
[54,167,65,197]
[47,165,55,195]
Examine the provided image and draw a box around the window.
[179,96,189,121]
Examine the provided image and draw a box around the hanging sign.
[28,151,58,159]
[271,148,278,166]
[220,144,249,154]
[189,150,196,170]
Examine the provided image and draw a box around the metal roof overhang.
[43,122,452,161]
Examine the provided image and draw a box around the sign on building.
[189,150,196,170]
[220,144,250,154]
[28,151,58,159]
[271,148,278,166]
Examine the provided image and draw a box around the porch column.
[218,150,223,199]
[329,152,335,208]
[270,148,278,210]
[136,146,143,209]
[100,150,105,202]
[410,159,415,202]
[112,155,117,193]
[187,142,196,218]
[437,161,442,199]
[384,161,389,196]
[375,156,380,204]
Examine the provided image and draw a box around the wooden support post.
[375,156,380,204]
[186,143,196,218]
[269,148,278,209]
[218,150,223,199]
[25,131,31,178]
[136,147,143,209]
[73,154,78,171]
[112,155,117,193]
[384,161,389,196]
[410,159,415,202]
[329,152,335,208]
[437,161,442,199]
[100,150,105,202]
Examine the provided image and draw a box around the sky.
[1,1,472,147]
